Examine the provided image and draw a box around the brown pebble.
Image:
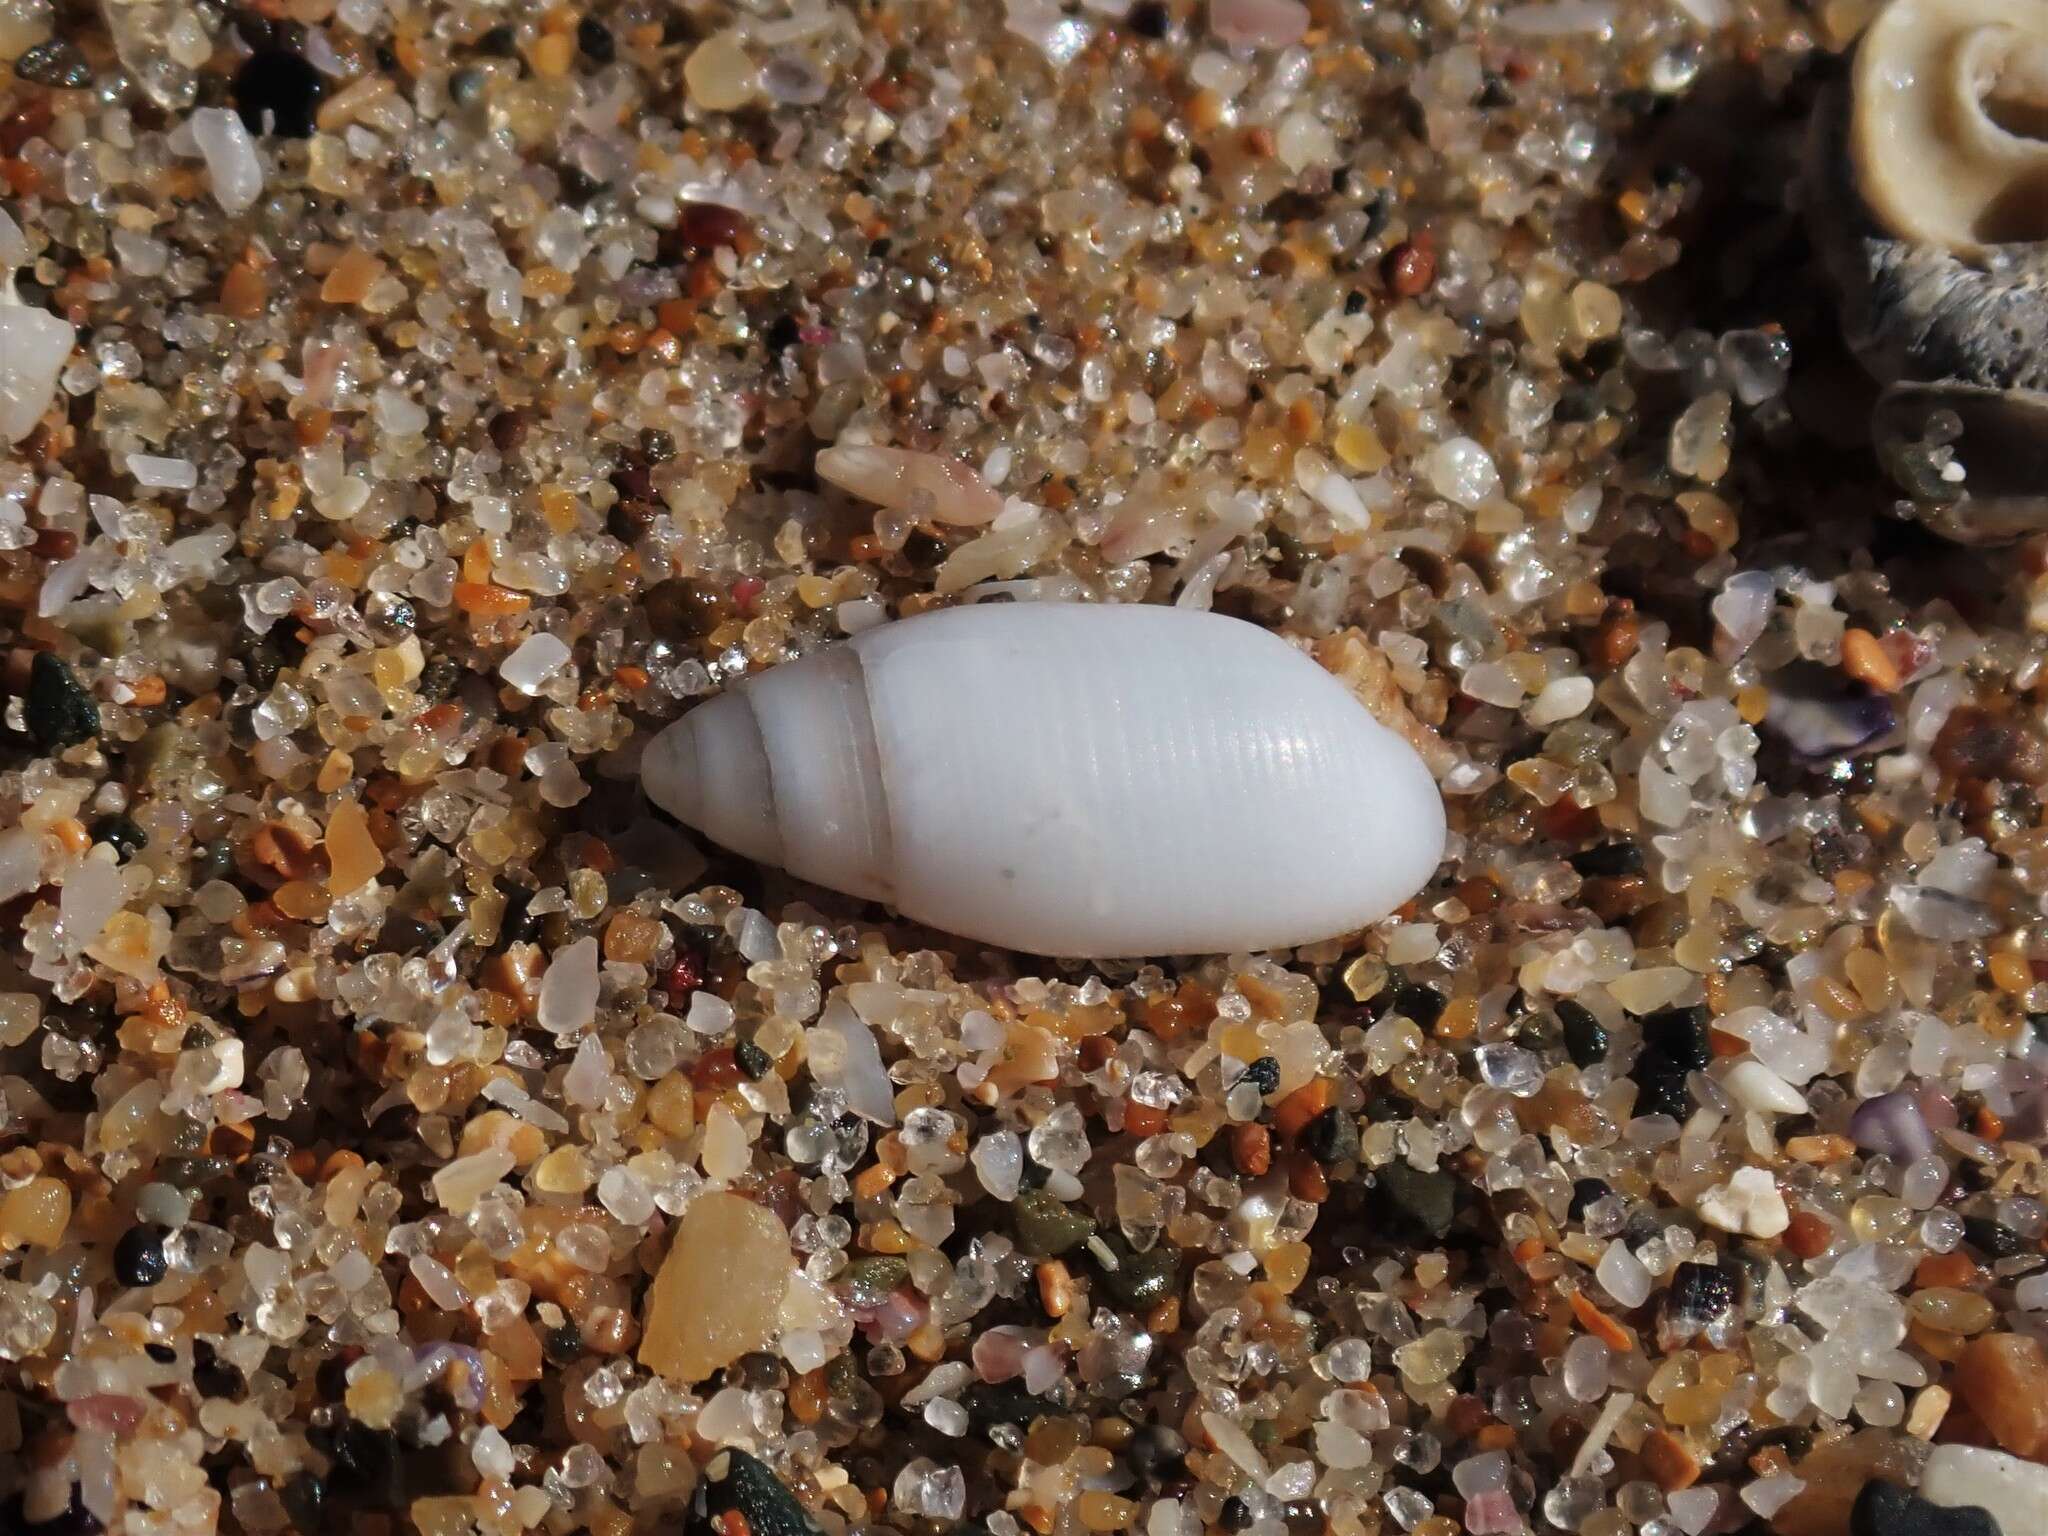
[1748,1446,1793,1479]
[610,461,656,503]
[646,576,734,639]
[1256,244,1296,279]
[488,411,530,455]
[1123,1100,1169,1138]
[1913,1251,1984,1291]
[1933,706,2048,782]
[675,201,750,251]
[1383,238,1436,298]
[1444,1394,1491,1441]
[1588,608,1640,671]
[1037,1258,1075,1317]
[1640,1428,1699,1492]
[1230,1123,1271,1176]
[246,820,325,885]
[1581,874,1651,924]
[1955,1332,2048,1457]
[1284,1150,1328,1202]
[609,498,658,543]
[1840,628,1900,693]
[1780,1209,1832,1260]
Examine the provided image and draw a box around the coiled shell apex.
[643,603,1447,957]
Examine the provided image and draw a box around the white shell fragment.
[1720,1059,1810,1116]
[1696,1166,1790,1239]
[500,631,570,694]
[1852,0,2048,259]
[815,443,1004,526]
[1922,1444,2048,1532]
[0,304,75,444]
[190,108,263,216]
[642,602,1446,956]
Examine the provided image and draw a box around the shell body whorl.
[642,603,1447,957]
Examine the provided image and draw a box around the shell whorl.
[743,641,895,904]
[645,687,783,870]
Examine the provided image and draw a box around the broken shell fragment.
[1763,662,1900,761]
[1872,381,2048,542]
[815,443,1004,526]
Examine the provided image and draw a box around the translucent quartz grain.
[638,1192,792,1383]
[1668,391,1731,480]
[1720,1060,1808,1115]
[430,1147,513,1213]
[57,854,122,951]
[0,828,41,903]
[1209,0,1310,48]
[537,936,599,1034]
[1596,1240,1652,1308]
[1562,1335,1610,1401]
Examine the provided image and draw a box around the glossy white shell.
[641,603,1446,956]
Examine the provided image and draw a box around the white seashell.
[642,602,1445,956]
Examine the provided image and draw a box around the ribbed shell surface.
[641,603,1446,957]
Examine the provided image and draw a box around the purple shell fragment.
[1764,670,1900,761]
[1849,1090,1935,1162]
